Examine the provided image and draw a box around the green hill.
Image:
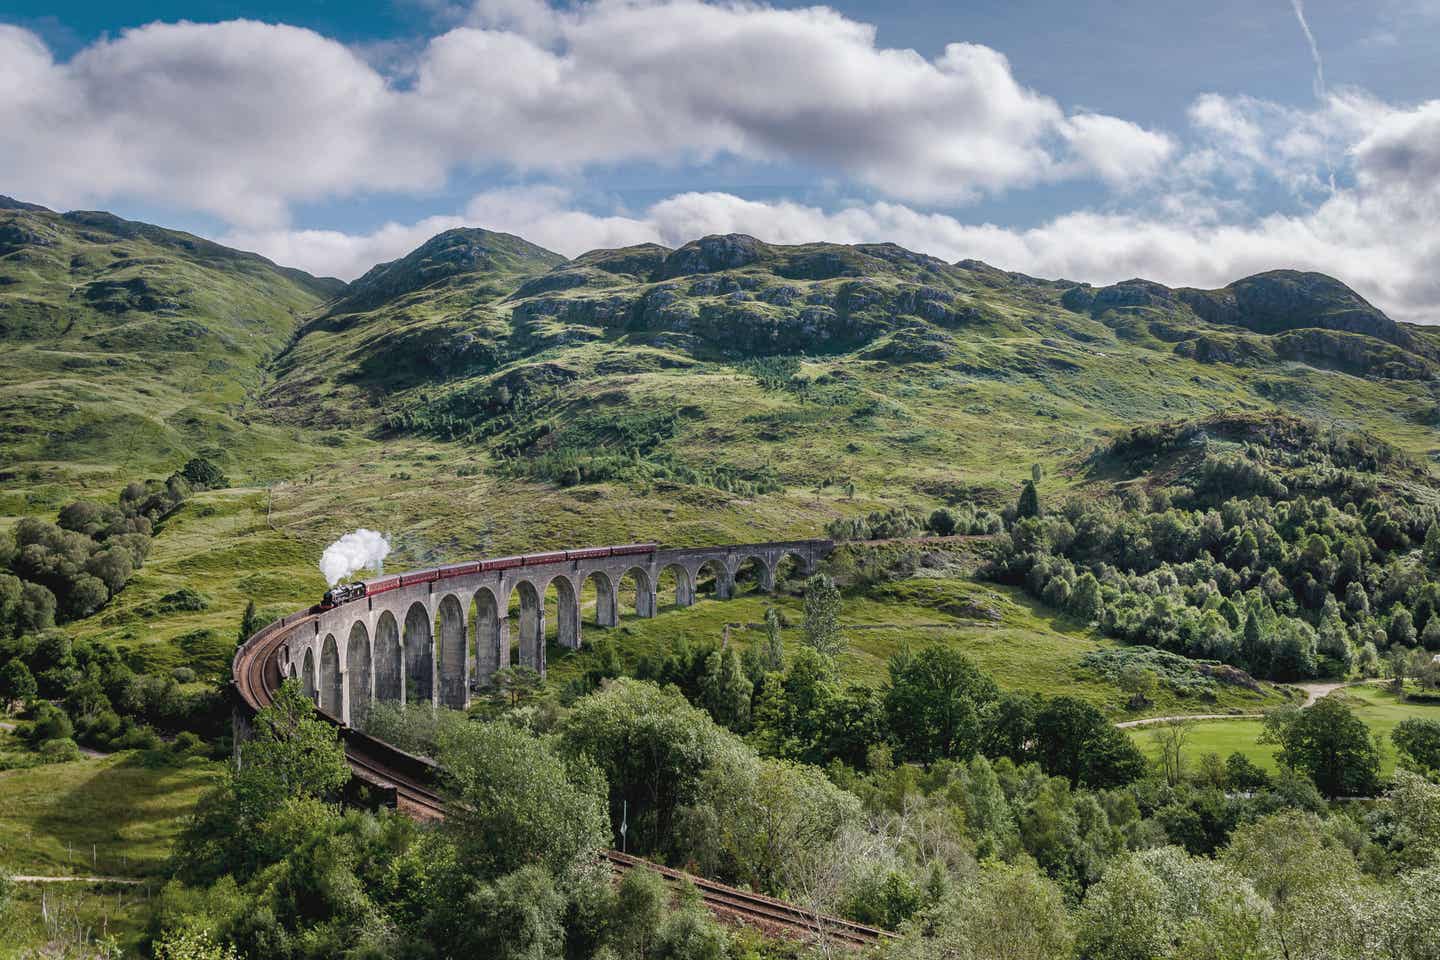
[3,206,1440,691]
[0,199,342,505]
[262,230,1440,515]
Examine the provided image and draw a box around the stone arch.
[346,621,371,725]
[374,611,402,703]
[320,633,342,717]
[583,570,618,628]
[776,550,808,588]
[546,574,581,651]
[301,646,317,701]
[471,586,507,685]
[656,563,694,611]
[436,594,467,708]
[403,602,434,705]
[621,566,655,618]
[732,555,774,595]
[514,579,544,672]
[695,558,732,599]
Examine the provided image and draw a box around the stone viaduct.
[276,540,832,726]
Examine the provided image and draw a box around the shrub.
[154,588,210,614]
[179,458,228,491]
[928,508,958,536]
[27,701,73,744]
[39,737,82,763]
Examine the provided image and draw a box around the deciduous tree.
[438,720,608,878]
[0,659,36,711]
[1263,697,1381,797]
[884,645,998,764]
[1393,718,1440,777]
[1033,696,1147,788]
[801,574,843,656]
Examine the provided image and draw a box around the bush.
[826,507,924,542]
[928,508,958,536]
[27,701,73,744]
[39,737,82,763]
[172,731,206,756]
[154,588,210,614]
[179,458,228,491]
[115,722,163,751]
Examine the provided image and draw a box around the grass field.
[546,576,1290,718]
[0,749,221,879]
[0,747,220,956]
[0,880,156,957]
[1134,718,1280,774]
[1132,684,1440,778]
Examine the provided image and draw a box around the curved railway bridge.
[288,538,829,724]
[232,537,891,947]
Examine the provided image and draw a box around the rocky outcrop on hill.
[1067,269,1433,380]
[1177,271,1407,345]
[332,228,566,315]
[659,234,767,278]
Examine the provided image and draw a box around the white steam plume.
[320,528,392,586]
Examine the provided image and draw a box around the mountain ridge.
[2,199,1437,504]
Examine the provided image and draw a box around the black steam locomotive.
[321,582,367,608]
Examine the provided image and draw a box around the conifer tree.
[1016,480,1040,519]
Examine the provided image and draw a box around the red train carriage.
[323,545,659,607]
[366,575,402,596]
[565,546,613,561]
[610,542,659,557]
[436,561,482,579]
[399,569,440,587]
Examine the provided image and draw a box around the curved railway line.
[231,550,895,949]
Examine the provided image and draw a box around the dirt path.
[1116,712,1261,729]
[1293,678,1386,705]
[1116,679,1387,729]
[0,719,109,759]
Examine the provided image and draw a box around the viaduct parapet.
[252,539,832,726]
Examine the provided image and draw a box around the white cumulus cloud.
[0,2,1174,226]
[228,119,1440,325]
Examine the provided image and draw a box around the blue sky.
[2,1,1439,321]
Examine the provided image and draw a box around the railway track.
[232,608,891,948]
[601,851,887,947]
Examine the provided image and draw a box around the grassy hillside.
[3,209,1440,702]
[0,731,219,955]
[0,198,342,508]
[264,233,1440,511]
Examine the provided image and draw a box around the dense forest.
[0,458,233,761]
[988,415,1440,686]
[136,660,1440,960]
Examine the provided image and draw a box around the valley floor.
[0,732,219,956]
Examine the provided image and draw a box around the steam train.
[319,542,659,610]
